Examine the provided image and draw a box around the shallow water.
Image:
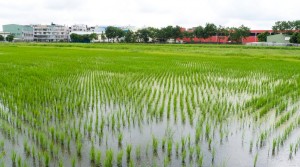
[1,63,300,167]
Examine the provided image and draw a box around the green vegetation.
[272,20,300,43]
[104,149,113,167]
[290,32,300,44]
[272,20,300,34]
[117,150,123,166]
[70,33,98,43]
[254,153,258,167]
[0,35,4,41]
[5,34,14,42]
[257,31,270,42]
[102,23,250,43]
[0,43,300,166]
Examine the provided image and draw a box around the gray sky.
[1,0,299,30]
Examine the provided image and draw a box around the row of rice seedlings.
[104,149,114,167]
[292,137,300,155]
[271,116,300,154]
[274,107,297,129]
[0,109,61,165]
[135,146,141,161]
[0,89,80,164]
[148,133,213,166]
[10,150,31,167]
[289,144,293,159]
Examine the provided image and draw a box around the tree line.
[70,33,98,43]
[101,24,251,44]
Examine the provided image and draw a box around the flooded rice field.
[1,44,300,167]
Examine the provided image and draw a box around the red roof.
[250,30,273,33]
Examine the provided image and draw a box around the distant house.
[267,34,291,44]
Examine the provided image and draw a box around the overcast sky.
[1,0,300,31]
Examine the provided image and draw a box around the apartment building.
[69,25,107,34]
[32,23,69,42]
[69,24,88,33]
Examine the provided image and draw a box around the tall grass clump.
[152,136,158,154]
[90,144,95,163]
[104,149,113,167]
[76,140,82,156]
[126,144,132,161]
[11,151,17,165]
[117,150,123,167]
[96,150,102,167]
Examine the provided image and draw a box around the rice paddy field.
[1,43,300,167]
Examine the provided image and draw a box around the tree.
[116,28,125,42]
[161,26,174,42]
[216,25,229,43]
[171,26,182,43]
[136,28,152,43]
[105,26,124,42]
[203,23,217,39]
[257,31,270,42]
[183,31,194,43]
[272,21,289,34]
[290,32,300,43]
[101,32,106,42]
[89,33,98,41]
[272,20,300,35]
[294,20,300,30]
[0,35,4,41]
[6,34,14,42]
[70,33,79,42]
[105,26,118,42]
[70,33,97,43]
[155,28,167,43]
[152,28,171,43]
[194,26,204,42]
[147,27,159,42]
[228,25,250,43]
[124,30,135,43]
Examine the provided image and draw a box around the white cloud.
[0,0,300,30]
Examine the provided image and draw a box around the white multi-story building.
[69,24,106,34]
[32,23,69,42]
[69,24,88,33]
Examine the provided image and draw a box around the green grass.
[0,43,300,166]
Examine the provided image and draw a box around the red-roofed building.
[179,28,274,44]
